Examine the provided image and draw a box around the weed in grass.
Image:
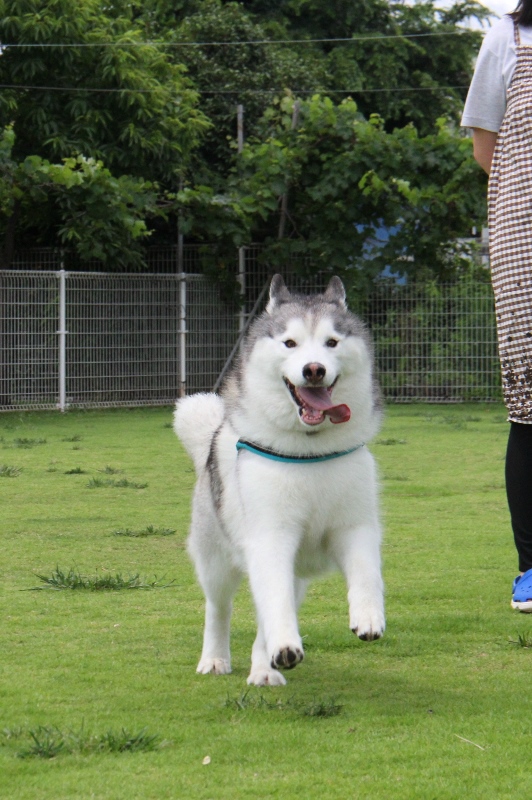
[0,464,22,477]
[87,477,148,489]
[15,725,163,759]
[18,727,68,759]
[376,438,407,446]
[96,728,162,753]
[300,698,343,718]
[224,690,296,712]
[113,525,176,538]
[64,467,87,475]
[509,632,532,648]
[98,465,124,474]
[224,689,259,711]
[62,435,83,442]
[224,690,340,717]
[88,476,117,488]
[30,566,175,591]
[11,437,47,448]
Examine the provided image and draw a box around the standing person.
[462,2,532,611]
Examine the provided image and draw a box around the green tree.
[0,126,158,268]
[235,0,489,135]
[167,0,329,185]
[0,0,206,177]
[216,95,486,289]
[0,0,208,261]
[0,0,489,282]
[168,0,489,286]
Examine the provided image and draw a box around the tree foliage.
[165,0,329,185]
[0,126,158,268]
[230,0,489,134]
[229,96,485,287]
[0,0,206,263]
[0,0,490,281]
[0,0,207,178]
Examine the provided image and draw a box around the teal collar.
[236,439,365,464]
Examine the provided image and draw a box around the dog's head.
[234,275,379,435]
[265,275,350,426]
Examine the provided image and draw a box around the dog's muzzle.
[283,378,351,425]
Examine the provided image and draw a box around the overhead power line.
[201,86,470,95]
[0,28,481,95]
[0,29,482,49]
[0,83,469,95]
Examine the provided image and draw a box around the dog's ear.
[323,276,347,309]
[266,274,291,313]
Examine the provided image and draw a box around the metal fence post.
[57,267,68,412]
[178,274,187,398]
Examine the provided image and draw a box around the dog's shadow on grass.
[213,664,457,721]
[217,648,456,718]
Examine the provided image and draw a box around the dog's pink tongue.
[296,387,351,424]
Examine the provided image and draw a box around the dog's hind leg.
[189,509,241,675]
[195,555,241,676]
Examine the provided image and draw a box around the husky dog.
[174,275,384,686]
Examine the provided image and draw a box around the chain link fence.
[0,248,501,411]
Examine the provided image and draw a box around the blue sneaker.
[511,568,532,611]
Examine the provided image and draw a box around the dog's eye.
[325,339,338,348]
[283,339,297,348]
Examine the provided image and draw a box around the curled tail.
[173,393,225,472]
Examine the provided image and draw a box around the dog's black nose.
[302,362,326,383]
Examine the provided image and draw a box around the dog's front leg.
[247,625,287,687]
[331,523,385,641]
[247,577,308,687]
[245,531,304,684]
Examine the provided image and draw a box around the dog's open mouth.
[284,378,351,426]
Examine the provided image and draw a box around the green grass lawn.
[1,403,531,799]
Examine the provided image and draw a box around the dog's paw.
[247,668,287,687]
[352,627,383,641]
[351,609,385,641]
[196,657,231,675]
[270,646,304,670]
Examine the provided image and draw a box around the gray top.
[461,15,532,132]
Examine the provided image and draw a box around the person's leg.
[506,422,532,573]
